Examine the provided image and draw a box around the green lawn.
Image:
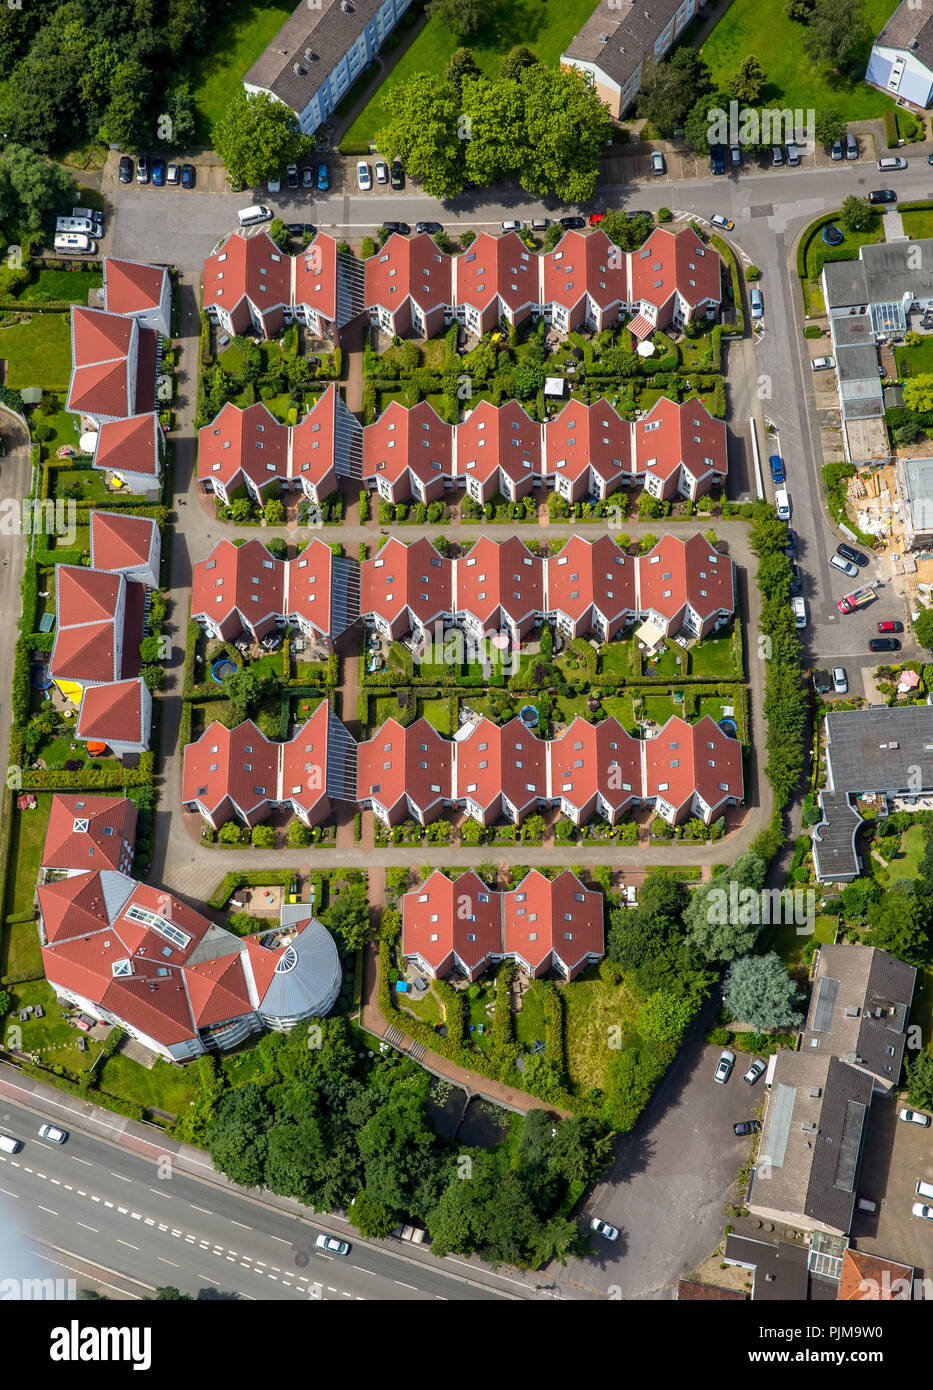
[598,639,638,679]
[27,269,102,304]
[97,1053,201,1117]
[421,698,452,734]
[190,0,296,144]
[803,217,884,282]
[702,0,900,121]
[691,627,740,679]
[762,912,837,970]
[343,0,603,148]
[643,694,677,726]
[4,795,52,922]
[0,313,72,390]
[562,974,639,1091]
[902,207,933,240]
[513,984,550,1048]
[4,978,102,1073]
[895,334,933,379]
[601,693,637,729]
[878,822,927,886]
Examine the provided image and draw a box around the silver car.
[714,1049,735,1084]
[743,1058,766,1085]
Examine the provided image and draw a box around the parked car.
[911,1203,933,1220]
[315,1232,350,1255]
[743,1058,766,1085]
[770,144,784,167]
[151,158,166,186]
[651,151,665,175]
[769,454,785,484]
[416,221,442,235]
[729,144,741,168]
[559,216,585,229]
[181,164,196,189]
[811,356,835,370]
[356,162,372,191]
[56,217,97,235]
[710,213,734,231]
[829,553,859,578]
[302,166,314,189]
[878,155,908,171]
[382,221,410,235]
[286,223,316,239]
[869,637,901,651]
[166,163,180,186]
[837,543,868,566]
[845,132,859,160]
[591,1217,619,1241]
[267,173,281,193]
[785,140,800,166]
[710,145,726,175]
[749,286,764,319]
[877,620,904,632]
[714,1049,735,1084]
[831,139,844,162]
[588,212,604,227]
[390,160,404,190]
[53,233,96,254]
[899,1108,932,1126]
[501,219,524,231]
[136,154,149,185]
[286,164,299,190]
[531,217,551,231]
[119,155,134,184]
[374,159,389,185]
[37,1123,67,1144]
[733,1120,761,1136]
[868,189,897,205]
[317,163,329,191]
[832,666,848,694]
[783,529,797,558]
[789,563,802,595]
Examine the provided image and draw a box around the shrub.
[745,264,760,281]
[658,206,672,222]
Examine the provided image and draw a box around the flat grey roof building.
[898,455,933,546]
[802,944,916,1093]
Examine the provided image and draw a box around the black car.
[710,145,726,175]
[181,163,196,189]
[868,189,897,205]
[789,563,802,595]
[286,165,299,191]
[733,1120,761,1137]
[869,637,902,652]
[382,221,410,235]
[783,529,798,559]
[415,221,442,235]
[119,155,134,184]
[836,542,868,566]
[286,223,316,239]
[559,215,586,229]
[390,160,404,190]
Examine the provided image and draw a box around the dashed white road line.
[395,1281,416,1291]
[37,1205,58,1216]
[230,1220,252,1231]
[116,1240,139,1251]
[149,1187,171,1198]
[76,1222,98,1233]
[0,1186,18,1199]
[70,1156,92,1167]
[157,1257,179,1268]
[110,1172,132,1183]
[189,1204,211,1215]
[198,1274,220,1286]
[269,1235,289,1244]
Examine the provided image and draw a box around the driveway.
[853,1097,933,1278]
[552,999,759,1300]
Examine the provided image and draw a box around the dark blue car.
[710,145,726,175]
[769,454,785,484]
[181,163,196,189]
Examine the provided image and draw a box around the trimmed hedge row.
[710,236,745,337]
[205,869,295,911]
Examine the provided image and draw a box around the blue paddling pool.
[718,718,738,737]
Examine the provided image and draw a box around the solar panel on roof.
[764,1083,796,1170]
[812,976,839,1033]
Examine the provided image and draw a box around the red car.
[877,620,904,633]
[588,212,604,226]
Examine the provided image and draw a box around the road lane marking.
[231,1220,252,1231]
[269,1234,289,1244]
[0,1186,17,1198]
[157,1257,179,1267]
[110,1172,131,1183]
[103,1201,113,1208]
[76,1223,98,1233]
[189,1204,211,1214]
[37,1205,58,1216]
[198,1273,219,1286]
[49,1178,60,1185]
[70,1156,92,1166]
[117,1240,139,1250]
[149,1187,171,1198]
[395,1281,416,1291]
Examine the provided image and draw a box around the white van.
[54,233,95,254]
[877,156,908,172]
[56,216,95,235]
[775,488,790,521]
[237,204,272,226]
[792,596,807,629]
[0,1133,22,1154]
[916,1178,933,1200]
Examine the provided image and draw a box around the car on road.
[783,529,797,558]
[302,166,314,189]
[733,1120,761,1136]
[316,1232,350,1254]
[829,553,859,578]
[878,156,908,171]
[374,159,389,185]
[37,1123,67,1144]
[878,620,904,632]
[559,216,585,229]
[0,1134,22,1154]
[789,563,802,595]
[651,151,665,175]
[286,164,299,190]
[811,356,835,370]
[710,145,726,175]
[899,1107,931,1126]
[390,160,404,189]
[832,666,848,694]
[869,637,902,651]
[136,154,149,185]
[869,189,897,205]
[912,1203,933,1220]
[729,144,741,168]
[317,163,329,191]
[769,454,785,484]
[845,132,859,160]
[591,1217,619,1241]
[831,139,844,161]
[743,1058,766,1085]
[416,221,443,236]
[710,213,734,231]
[119,156,134,184]
[166,163,180,186]
[356,162,371,191]
[749,286,764,319]
[182,164,196,189]
[837,543,868,566]
[501,219,524,231]
[382,221,410,235]
[267,173,281,193]
[151,158,166,187]
[714,1049,735,1084]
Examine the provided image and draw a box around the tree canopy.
[212,89,311,188]
[722,952,803,1030]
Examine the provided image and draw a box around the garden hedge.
[206,869,295,911]
[710,235,745,337]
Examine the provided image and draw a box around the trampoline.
[822,225,843,246]
[519,705,538,727]
[31,662,52,690]
[718,718,738,737]
[211,658,236,683]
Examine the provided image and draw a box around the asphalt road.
[0,1095,508,1302]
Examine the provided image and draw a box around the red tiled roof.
[546,534,636,626]
[77,679,146,747]
[42,794,137,872]
[364,231,452,315]
[93,414,160,479]
[550,716,640,817]
[191,538,285,637]
[291,386,338,492]
[51,568,123,684]
[635,395,726,489]
[185,953,253,1028]
[630,225,720,315]
[503,869,603,974]
[197,401,287,491]
[280,701,330,817]
[357,717,452,819]
[457,399,540,488]
[637,532,734,627]
[837,1249,914,1301]
[543,397,632,488]
[401,870,500,975]
[38,870,130,945]
[202,231,291,326]
[456,231,537,314]
[104,258,167,316]
[181,719,278,821]
[643,715,743,818]
[284,538,335,638]
[89,510,157,574]
[293,234,340,323]
[67,308,134,417]
[541,229,626,314]
[456,716,547,818]
[361,536,452,631]
[363,398,452,489]
[455,535,543,629]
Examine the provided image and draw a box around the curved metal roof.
[257,914,341,1024]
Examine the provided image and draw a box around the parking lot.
[852,1098,933,1279]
